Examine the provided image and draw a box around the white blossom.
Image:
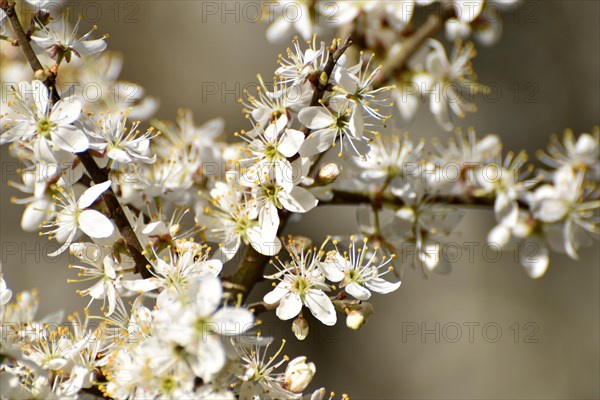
[42,181,114,255]
[264,239,336,326]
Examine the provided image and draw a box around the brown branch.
[325,189,529,210]
[301,36,354,136]
[78,152,152,279]
[226,37,355,303]
[0,1,59,102]
[2,3,152,279]
[377,7,456,86]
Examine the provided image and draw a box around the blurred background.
[1,1,599,398]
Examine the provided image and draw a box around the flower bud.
[316,163,341,185]
[292,314,309,340]
[284,356,316,393]
[346,302,374,330]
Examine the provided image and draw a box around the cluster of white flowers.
[264,0,518,131]
[0,1,598,398]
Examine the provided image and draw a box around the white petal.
[299,128,337,157]
[487,224,511,247]
[266,17,294,44]
[50,99,81,125]
[22,198,53,232]
[194,276,223,316]
[345,282,371,300]
[278,129,305,158]
[78,210,114,238]
[333,67,360,94]
[305,289,336,326]
[74,38,107,56]
[78,181,112,208]
[298,107,334,130]
[259,204,280,238]
[495,192,518,227]
[122,278,162,293]
[276,293,303,320]
[87,280,106,300]
[264,282,289,304]
[279,186,318,213]
[51,126,89,153]
[318,261,345,282]
[213,307,254,335]
[521,239,549,279]
[365,278,401,295]
[32,80,50,115]
[248,227,281,256]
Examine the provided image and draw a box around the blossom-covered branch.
[1,0,151,278]
[0,1,597,398]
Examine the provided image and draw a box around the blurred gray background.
[1,1,599,399]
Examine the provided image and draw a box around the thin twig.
[325,189,529,210]
[377,7,456,86]
[2,3,152,279]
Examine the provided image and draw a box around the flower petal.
[79,210,114,238]
[276,293,302,320]
[50,125,89,153]
[345,282,371,300]
[305,289,336,326]
[298,107,333,130]
[78,181,112,208]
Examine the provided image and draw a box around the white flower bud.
[292,315,309,340]
[316,163,341,185]
[346,302,374,330]
[284,356,316,393]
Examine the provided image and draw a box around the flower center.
[292,277,310,294]
[194,317,214,336]
[335,114,350,129]
[263,184,281,207]
[37,118,55,137]
[346,269,363,284]
[265,144,278,159]
[160,375,176,394]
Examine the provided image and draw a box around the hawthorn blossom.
[236,339,313,399]
[73,51,159,119]
[319,237,401,300]
[197,172,282,260]
[391,179,463,274]
[42,181,114,256]
[537,127,599,180]
[298,98,368,157]
[266,0,313,43]
[528,166,599,259]
[487,210,550,279]
[252,178,318,235]
[239,115,304,190]
[424,39,479,131]
[428,129,501,195]
[9,167,58,232]
[276,38,329,89]
[68,243,123,316]
[263,239,336,326]
[353,133,425,181]
[123,244,223,303]
[475,150,539,228]
[152,276,254,381]
[1,80,88,156]
[332,55,392,124]
[84,113,157,164]
[31,18,107,63]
